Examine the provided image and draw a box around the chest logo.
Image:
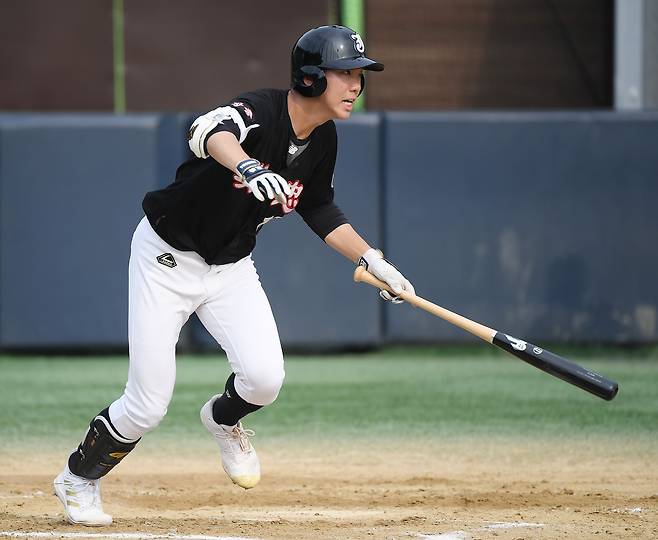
[233,165,304,214]
[270,180,304,214]
[288,143,298,155]
[257,180,305,230]
[156,253,177,268]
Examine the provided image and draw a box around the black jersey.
[143,89,348,265]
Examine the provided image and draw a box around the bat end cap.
[604,383,619,401]
[353,266,366,282]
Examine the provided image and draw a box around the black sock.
[212,373,262,426]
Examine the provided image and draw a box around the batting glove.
[358,248,415,304]
[236,158,292,204]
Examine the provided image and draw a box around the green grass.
[0,348,657,448]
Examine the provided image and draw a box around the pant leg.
[196,255,285,406]
[108,217,207,440]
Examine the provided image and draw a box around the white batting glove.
[236,158,292,204]
[358,248,415,304]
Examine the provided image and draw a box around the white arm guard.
[188,106,260,159]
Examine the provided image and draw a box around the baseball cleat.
[53,465,112,526]
[200,395,261,489]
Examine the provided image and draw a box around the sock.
[212,373,262,426]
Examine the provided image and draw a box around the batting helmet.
[291,25,384,98]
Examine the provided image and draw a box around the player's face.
[323,69,363,119]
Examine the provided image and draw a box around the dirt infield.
[1,438,656,539]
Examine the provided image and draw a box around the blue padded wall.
[3,111,657,349]
[192,113,382,350]
[384,112,658,343]
[0,114,188,347]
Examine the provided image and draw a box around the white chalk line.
[0,533,260,540]
[612,507,642,514]
[419,521,545,539]
[483,521,545,529]
[1,521,546,540]
[0,491,45,500]
[419,532,468,540]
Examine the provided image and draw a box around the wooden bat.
[354,267,619,401]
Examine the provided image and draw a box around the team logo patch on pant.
[156,253,177,268]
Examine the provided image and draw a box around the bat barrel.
[493,333,619,401]
[354,266,619,401]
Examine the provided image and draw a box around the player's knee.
[109,388,173,440]
[238,365,285,406]
[254,371,285,406]
[126,399,169,433]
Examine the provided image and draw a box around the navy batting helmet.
[291,25,384,98]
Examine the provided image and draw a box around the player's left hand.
[358,248,415,304]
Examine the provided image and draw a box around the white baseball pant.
[108,217,284,441]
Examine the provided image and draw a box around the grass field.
[1,346,657,445]
[1,347,657,539]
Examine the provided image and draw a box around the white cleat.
[53,465,112,526]
[200,395,261,489]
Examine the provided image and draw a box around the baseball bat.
[353,267,619,401]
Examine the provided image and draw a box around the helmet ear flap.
[297,66,327,97]
[358,73,365,97]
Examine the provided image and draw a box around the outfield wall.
[384,112,658,344]
[1,112,656,349]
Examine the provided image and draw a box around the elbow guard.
[188,106,260,159]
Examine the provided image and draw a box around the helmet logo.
[350,33,365,54]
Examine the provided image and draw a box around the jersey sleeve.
[187,94,268,159]
[296,122,350,239]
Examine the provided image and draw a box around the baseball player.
[53,25,414,526]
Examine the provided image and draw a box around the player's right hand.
[358,248,415,304]
[236,158,292,204]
